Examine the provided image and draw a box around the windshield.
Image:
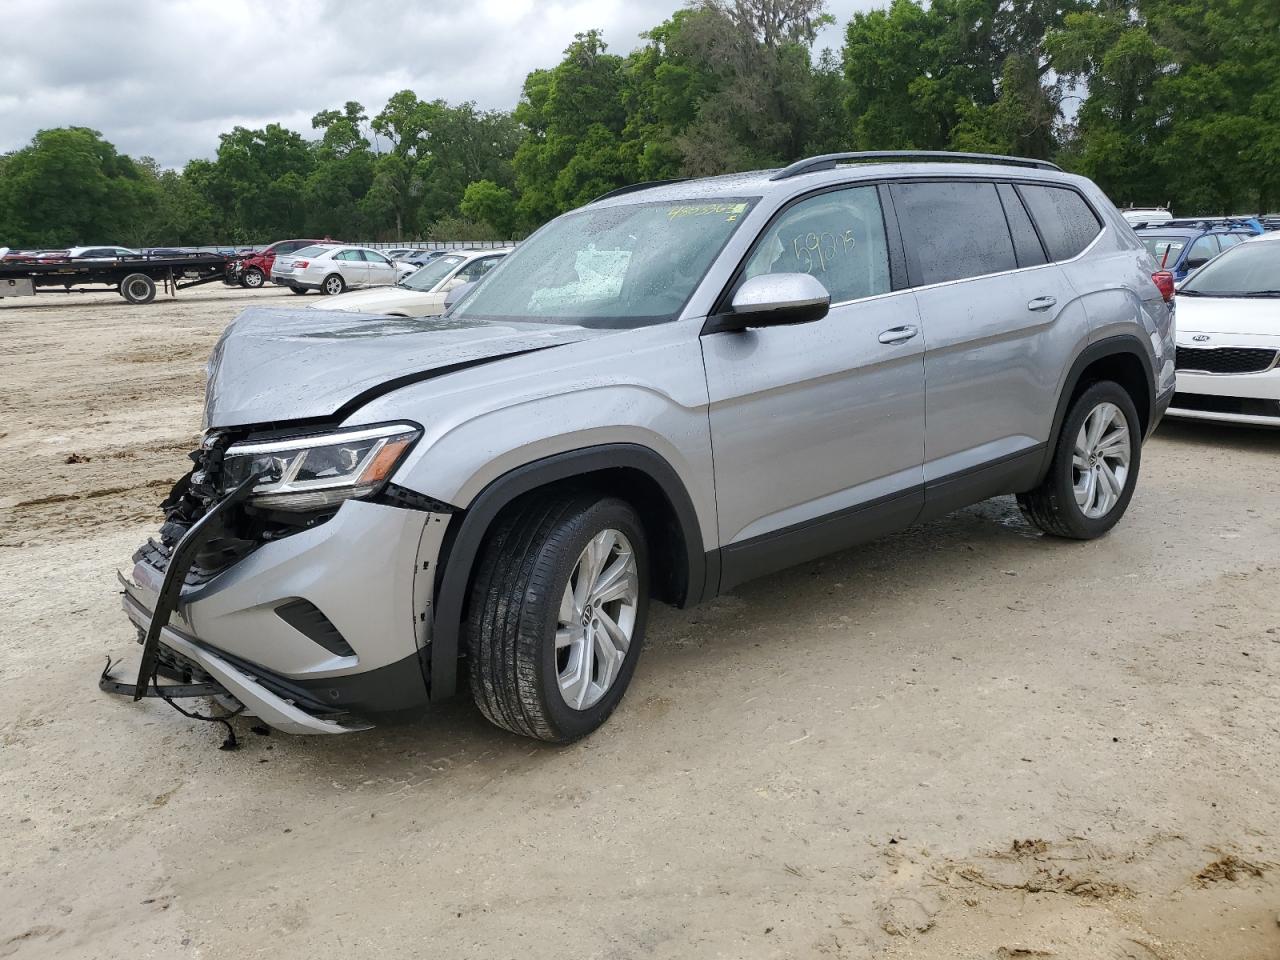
[291,245,332,259]
[1180,239,1280,297]
[1141,236,1185,267]
[400,255,464,291]
[453,198,756,329]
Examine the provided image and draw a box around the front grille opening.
[1171,392,1280,418]
[1175,346,1278,375]
[275,598,356,658]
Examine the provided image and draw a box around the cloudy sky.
[0,0,878,169]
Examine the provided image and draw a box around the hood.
[203,307,611,428]
[307,285,444,315]
[1174,295,1280,338]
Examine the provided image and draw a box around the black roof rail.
[769,151,1062,181]
[592,179,687,203]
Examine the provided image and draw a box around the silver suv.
[111,151,1176,743]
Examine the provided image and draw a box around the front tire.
[242,266,265,288]
[321,273,346,296]
[1018,380,1142,539]
[466,493,649,743]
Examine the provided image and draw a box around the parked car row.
[1167,230,1280,427]
[310,247,512,315]
[1133,223,1258,281]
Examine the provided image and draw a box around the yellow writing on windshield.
[668,202,748,222]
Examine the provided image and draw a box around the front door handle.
[878,325,919,345]
[1027,296,1058,312]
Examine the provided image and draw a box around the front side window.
[454,198,756,329]
[739,186,890,304]
[893,180,1017,285]
[1018,185,1101,261]
[459,256,503,281]
[1185,235,1219,268]
[360,250,391,264]
[1180,240,1280,298]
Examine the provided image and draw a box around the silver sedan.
[271,245,414,296]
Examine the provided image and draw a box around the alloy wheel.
[555,528,639,711]
[1072,401,1131,519]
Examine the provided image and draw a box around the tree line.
[1,0,1276,248]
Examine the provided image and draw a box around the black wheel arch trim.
[425,443,708,701]
[1038,334,1156,483]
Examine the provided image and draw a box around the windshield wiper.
[1184,290,1280,298]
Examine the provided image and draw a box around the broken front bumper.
[111,498,450,734]
[118,588,372,735]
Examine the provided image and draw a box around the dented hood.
[203,307,609,428]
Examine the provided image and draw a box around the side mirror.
[708,273,830,333]
[444,280,477,312]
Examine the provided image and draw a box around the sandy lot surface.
[1,284,1278,960]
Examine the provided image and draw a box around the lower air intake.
[275,599,356,658]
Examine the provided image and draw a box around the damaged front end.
[106,422,437,737]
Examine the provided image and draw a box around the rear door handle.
[1027,296,1058,312]
[878,325,919,345]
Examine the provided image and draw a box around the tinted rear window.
[997,183,1047,268]
[892,181,1017,285]
[1017,185,1101,261]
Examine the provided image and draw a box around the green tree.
[1048,0,1280,212]
[460,179,517,237]
[0,127,155,247]
[513,30,630,225]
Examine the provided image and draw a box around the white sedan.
[271,244,416,296]
[1167,231,1280,427]
[309,248,512,317]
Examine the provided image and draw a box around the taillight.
[295,260,309,269]
[1152,271,1175,302]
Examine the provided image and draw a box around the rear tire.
[120,273,156,305]
[321,273,346,296]
[1018,380,1142,539]
[466,493,649,743]
[242,266,265,288]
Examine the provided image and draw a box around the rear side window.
[892,181,1017,285]
[1017,185,1101,261]
[740,185,891,303]
[996,184,1047,268]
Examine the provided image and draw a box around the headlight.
[220,422,421,512]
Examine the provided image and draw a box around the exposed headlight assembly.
[220,422,421,512]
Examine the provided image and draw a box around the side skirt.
[917,445,1045,525]
[710,444,1046,596]
[717,488,924,594]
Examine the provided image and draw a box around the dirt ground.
[1,284,1278,960]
